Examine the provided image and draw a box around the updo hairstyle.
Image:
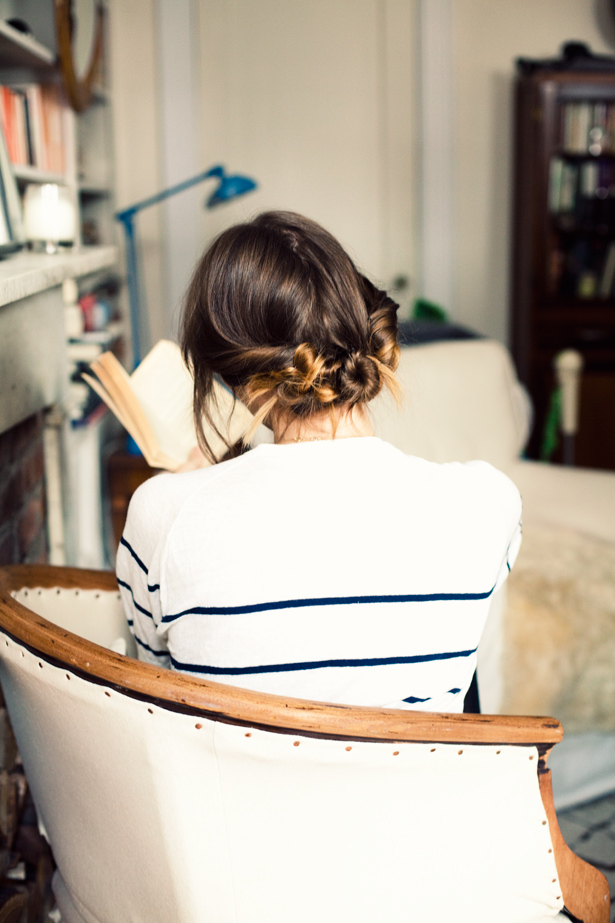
[180,210,400,462]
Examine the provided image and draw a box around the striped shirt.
[116,437,522,712]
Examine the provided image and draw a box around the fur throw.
[501,524,615,732]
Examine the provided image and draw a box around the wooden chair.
[0,565,609,923]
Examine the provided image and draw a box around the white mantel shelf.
[0,245,119,437]
[0,246,118,309]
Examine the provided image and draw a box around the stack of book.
[0,83,65,174]
[548,237,615,300]
[549,156,615,230]
[560,100,615,154]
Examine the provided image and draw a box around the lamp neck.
[115,166,224,221]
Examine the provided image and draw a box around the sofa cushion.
[371,339,530,470]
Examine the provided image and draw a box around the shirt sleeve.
[116,477,172,668]
[493,470,523,593]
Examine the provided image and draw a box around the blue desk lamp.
[116,165,257,367]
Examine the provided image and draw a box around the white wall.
[108,0,164,350]
[452,0,615,342]
[109,0,615,349]
[198,0,416,308]
[109,0,417,346]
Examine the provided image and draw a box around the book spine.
[2,87,18,164]
[0,88,12,163]
[548,157,564,213]
[12,90,26,165]
[599,241,615,298]
[559,161,578,214]
[25,86,43,170]
[20,91,34,166]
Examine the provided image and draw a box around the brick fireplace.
[0,413,48,567]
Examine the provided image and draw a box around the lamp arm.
[116,212,143,367]
[115,166,224,222]
[115,166,225,367]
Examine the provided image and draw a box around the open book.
[83,339,255,471]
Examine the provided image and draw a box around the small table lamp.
[23,183,77,253]
[116,165,257,367]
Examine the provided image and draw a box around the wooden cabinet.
[511,65,615,471]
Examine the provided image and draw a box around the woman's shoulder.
[377,442,521,514]
[126,464,220,530]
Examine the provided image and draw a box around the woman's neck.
[273,404,374,444]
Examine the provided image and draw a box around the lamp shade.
[206,171,257,207]
[23,184,76,249]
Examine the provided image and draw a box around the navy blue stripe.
[403,686,461,704]
[170,647,477,676]
[133,633,169,659]
[148,583,160,593]
[119,537,148,575]
[162,588,495,623]
[116,578,153,620]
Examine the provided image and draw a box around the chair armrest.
[0,565,118,593]
[507,460,615,543]
[540,770,610,923]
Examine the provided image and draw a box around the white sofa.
[370,338,615,807]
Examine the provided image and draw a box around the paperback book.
[84,339,255,471]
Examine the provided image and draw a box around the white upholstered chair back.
[370,338,531,470]
[0,567,608,923]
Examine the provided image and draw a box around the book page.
[90,353,159,462]
[81,373,131,434]
[129,341,197,465]
[83,372,175,469]
[88,340,258,470]
[130,340,255,463]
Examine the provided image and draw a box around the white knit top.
[116,437,522,712]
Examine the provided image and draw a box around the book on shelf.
[0,83,65,174]
[83,339,255,471]
[549,155,615,229]
[561,100,615,154]
[599,241,615,297]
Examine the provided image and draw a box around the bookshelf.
[0,10,115,248]
[511,63,615,471]
[0,5,120,570]
[0,18,55,69]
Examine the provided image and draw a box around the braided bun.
[337,351,382,405]
[181,211,401,461]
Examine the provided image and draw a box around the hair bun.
[339,351,381,404]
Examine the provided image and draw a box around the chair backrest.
[0,566,608,923]
[370,339,531,470]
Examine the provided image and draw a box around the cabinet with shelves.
[0,4,120,569]
[0,5,115,248]
[511,62,615,471]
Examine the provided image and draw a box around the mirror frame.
[55,0,105,113]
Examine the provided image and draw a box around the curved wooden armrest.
[540,771,610,923]
[0,565,563,747]
[0,564,118,593]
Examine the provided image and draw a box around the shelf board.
[0,21,55,70]
[13,165,66,185]
[538,303,615,319]
[550,221,615,237]
[555,150,615,160]
[78,182,111,197]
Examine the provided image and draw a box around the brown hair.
[180,210,400,462]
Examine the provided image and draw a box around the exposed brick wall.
[0,414,48,566]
